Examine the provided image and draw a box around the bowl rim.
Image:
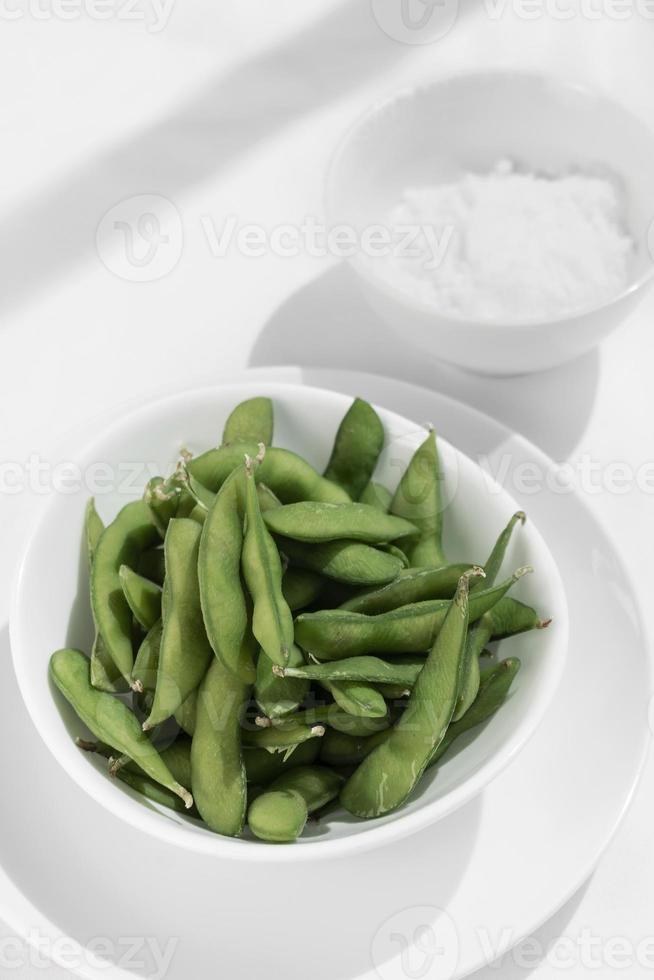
[325,67,654,331]
[10,381,568,862]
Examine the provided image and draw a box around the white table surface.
[1,2,653,977]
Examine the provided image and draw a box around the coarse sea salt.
[381,160,635,321]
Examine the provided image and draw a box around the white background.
[1,0,653,977]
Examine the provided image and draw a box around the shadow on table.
[0,0,488,320]
[249,264,601,460]
[471,879,593,978]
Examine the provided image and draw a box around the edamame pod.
[242,722,325,755]
[188,444,350,504]
[91,500,159,682]
[390,430,445,567]
[472,512,525,593]
[341,573,473,818]
[489,597,551,638]
[339,563,477,614]
[242,456,294,667]
[278,536,404,587]
[190,657,250,836]
[323,399,385,501]
[84,500,128,695]
[175,688,199,737]
[131,620,162,695]
[223,397,273,447]
[119,565,162,631]
[248,790,307,842]
[248,765,344,842]
[295,569,529,660]
[319,657,521,769]
[359,481,392,512]
[429,657,521,767]
[319,679,387,719]
[255,644,309,720]
[455,512,525,719]
[51,649,192,807]
[275,655,423,688]
[263,501,417,544]
[84,498,104,565]
[198,467,255,683]
[144,477,180,537]
[275,705,390,737]
[144,519,213,728]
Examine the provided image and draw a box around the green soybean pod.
[376,682,412,700]
[222,397,274,446]
[51,649,193,808]
[319,679,387,719]
[243,738,321,785]
[242,722,325,754]
[84,498,104,565]
[190,656,250,836]
[263,502,417,545]
[455,513,525,720]
[295,570,528,660]
[282,567,325,612]
[248,765,344,842]
[90,732,193,790]
[198,467,256,684]
[278,536,404,587]
[248,790,307,843]
[340,573,473,818]
[115,768,195,815]
[188,444,350,504]
[255,644,309,720]
[319,657,521,769]
[489,597,551,638]
[359,481,392,513]
[379,543,410,568]
[175,688,199,737]
[91,500,159,683]
[276,705,390,737]
[275,655,423,688]
[84,500,128,695]
[339,563,476,615]
[119,565,162,631]
[90,633,128,695]
[242,457,294,667]
[472,512,526,593]
[143,477,180,538]
[429,657,521,768]
[390,430,445,568]
[144,519,214,729]
[131,620,163,695]
[323,398,385,500]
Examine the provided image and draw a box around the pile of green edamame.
[50,395,551,843]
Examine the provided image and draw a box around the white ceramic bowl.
[326,70,654,375]
[11,383,568,860]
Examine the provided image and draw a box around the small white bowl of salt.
[327,71,654,375]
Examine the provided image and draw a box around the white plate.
[2,366,650,980]
[10,382,566,861]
